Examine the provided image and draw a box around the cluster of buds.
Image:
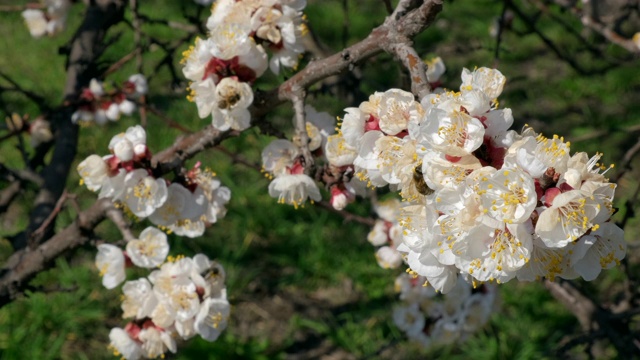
[4,113,53,148]
[98,240,229,360]
[393,274,497,349]
[331,66,625,293]
[77,125,231,237]
[72,75,148,125]
[21,0,71,38]
[181,0,307,131]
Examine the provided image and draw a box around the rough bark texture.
[1,0,125,303]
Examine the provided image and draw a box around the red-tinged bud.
[122,81,136,94]
[544,187,561,207]
[445,154,462,163]
[80,88,95,101]
[289,161,305,175]
[99,101,112,110]
[558,182,573,192]
[122,251,134,268]
[125,322,142,340]
[329,184,354,210]
[196,286,206,300]
[106,155,120,174]
[396,130,409,139]
[534,179,544,199]
[120,160,136,172]
[364,114,381,132]
[141,319,155,330]
[113,92,127,104]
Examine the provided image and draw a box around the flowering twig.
[493,0,509,64]
[382,0,393,15]
[214,147,376,227]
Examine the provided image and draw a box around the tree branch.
[11,0,126,251]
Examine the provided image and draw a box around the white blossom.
[95,244,126,289]
[126,227,170,268]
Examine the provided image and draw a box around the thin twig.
[493,0,509,65]
[129,0,144,73]
[105,206,135,242]
[143,104,192,134]
[342,0,349,49]
[0,72,48,111]
[315,200,376,226]
[506,0,606,75]
[31,190,71,240]
[0,4,44,12]
[291,92,314,173]
[581,15,640,54]
[104,48,141,77]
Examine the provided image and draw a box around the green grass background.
[0,0,638,359]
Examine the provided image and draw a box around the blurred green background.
[0,0,638,359]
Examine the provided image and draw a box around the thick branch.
[12,0,126,251]
[0,199,112,308]
[381,40,431,98]
[545,279,640,356]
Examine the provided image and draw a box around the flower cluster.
[22,0,71,38]
[72,75,148,125]
[367,199,404,269]
[393,274,496,349]
[334,67,625,293]
[77,125,230,237]
[260,105,337,208]
[99,239,230,360]
[181,0,307,131]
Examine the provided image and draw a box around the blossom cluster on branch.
[22,0,71,38]
[77,125,231,237]
[393,274,497,348]
[328,67,626,293]
[100,237,230,360]
[72,75,148,126]
[8,0,632,356]
[181,0,308,131]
